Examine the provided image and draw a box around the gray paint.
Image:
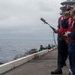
[67,0,71,1]
[72,0,75,1]
[67,0,75,1]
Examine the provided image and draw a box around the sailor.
[63,9,75,75]
[59,6,74,35]
[51,5,70,74]
[56,5,74,75]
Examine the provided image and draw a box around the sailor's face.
[71,10,75,17]
[69,10,72,16]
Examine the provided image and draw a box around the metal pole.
[53,32,57,46]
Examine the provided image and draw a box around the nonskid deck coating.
[3,49,69,75]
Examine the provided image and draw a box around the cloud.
[0,0,63,39]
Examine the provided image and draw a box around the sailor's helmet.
[60,4,74,11]
[60,4,74,15]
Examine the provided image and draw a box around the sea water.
[0,39,55,63]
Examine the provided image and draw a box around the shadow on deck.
[3,49,69,75]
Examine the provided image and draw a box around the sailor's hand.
[53,29,58,33]
[63,32,68,37]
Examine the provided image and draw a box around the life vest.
[68,17,74,32]
[58,16,73,34]
[58,16,67,34]
[67,19,75,42]
[58,16,73,43]
[58,16,63,29]
[58,19,68,34]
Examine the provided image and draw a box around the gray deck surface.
[3,49,69,75]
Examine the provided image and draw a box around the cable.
[40,18,57,46]
[53,31,57,46]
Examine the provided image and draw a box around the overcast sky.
[0,0,66,39]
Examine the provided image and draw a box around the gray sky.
[0,0,65,39]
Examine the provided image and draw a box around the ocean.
[0,39,56,63]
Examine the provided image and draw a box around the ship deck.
[3,49,69,75]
